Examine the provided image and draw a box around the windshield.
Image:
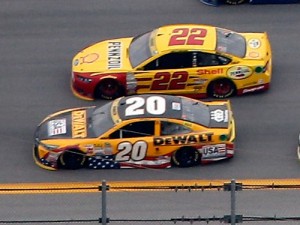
[216,28,246,58]
[129,31,153,68]
[91,102,115,137]
[181,98,210,127]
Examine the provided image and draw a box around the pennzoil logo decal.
[227,66,252,80]
[108,42,122,69]
[248,52,260,59]
[72,110,87,138]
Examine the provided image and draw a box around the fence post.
[230,179,236,225]
[223,179,243,224]
[99,180,110,224]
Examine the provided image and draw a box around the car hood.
[35,107,96,140]
[72,37,133,73]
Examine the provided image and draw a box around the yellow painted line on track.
[0,179,300,194]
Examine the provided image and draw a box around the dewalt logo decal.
[72,110,87,138]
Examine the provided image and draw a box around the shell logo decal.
[73,53,99,66]
[227,66,252,80]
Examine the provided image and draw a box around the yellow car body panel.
[73,38,133,73]
[71,24,272,100]
[34,94,235,170]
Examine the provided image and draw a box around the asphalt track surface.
[1,0,300,185]
[2,1,300,224]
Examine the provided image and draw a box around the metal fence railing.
[1,179,300,224]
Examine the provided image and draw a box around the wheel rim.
[183,151,198,166]
[60,150,85,169]
[100,80,118,97]
[213,81,232,96]
[173,148,199,167]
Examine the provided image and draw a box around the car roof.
[115,95,185,121]
[109,94,229,129]
[153,24,217,53]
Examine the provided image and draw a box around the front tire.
[171,147,200,168]
[208,79,236,98]
[58,149,85,170]
[94,79,124,100]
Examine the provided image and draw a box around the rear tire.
[94,79,124,100]
[58,149,85,170]
[171,147,200,168]
[208,79,236,98]
[225,0,247,4]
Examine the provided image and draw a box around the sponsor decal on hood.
[72,38,133,73]
[36,109,94,140]
[72,110,87,138]
[107,41,122,69]
[48,119,67,136]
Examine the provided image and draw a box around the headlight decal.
[77,75,92,83]
[38,141,59,151]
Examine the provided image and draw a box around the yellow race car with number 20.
[34,94,235,170]
[72,24,272,100]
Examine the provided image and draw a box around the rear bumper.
[200,0,299,5]
[250,0,299,3]
[199,0,219,6]
[237,83,269,95]
[201,143,235,164]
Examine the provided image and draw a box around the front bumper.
[71,80,94,101]
[33,142,57,171]
[33,127,58,171]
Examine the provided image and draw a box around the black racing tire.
[171,147,200,168]
[225,0,247,4]
[58,149,85,170]
[208,79,236,98]
[94,79,124,100]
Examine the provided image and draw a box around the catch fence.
[0,179,300,224]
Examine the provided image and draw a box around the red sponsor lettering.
[197,69,224,75]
